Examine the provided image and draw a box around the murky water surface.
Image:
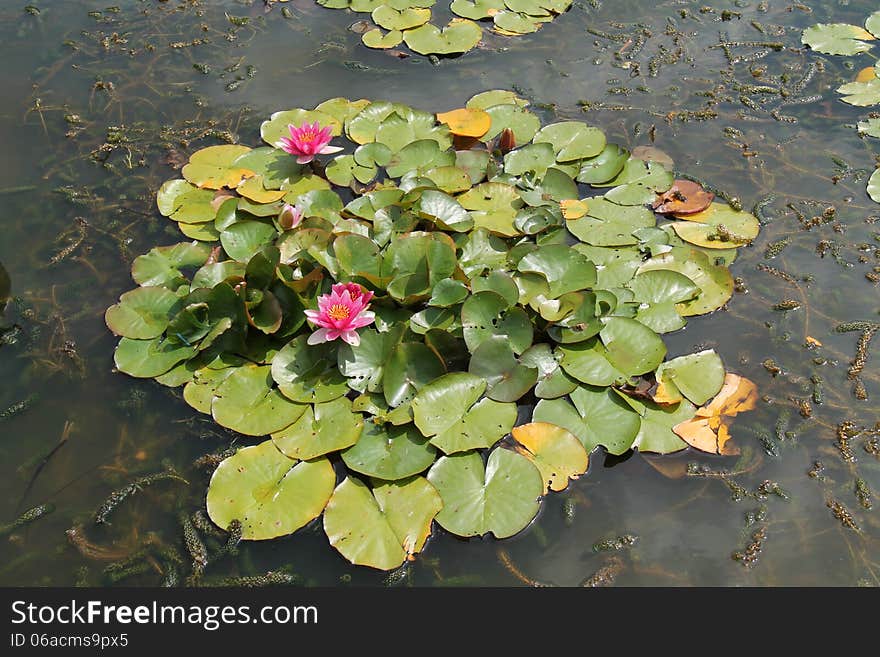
[1,0,879,586]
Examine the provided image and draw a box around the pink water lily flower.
[279,203,303,230]
[305,283,375,347]
[276,122,343,164]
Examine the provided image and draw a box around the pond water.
[1,0,879,587]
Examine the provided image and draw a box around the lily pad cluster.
[105,92,760,570]
[802,10,880,202]
[319,0,572,55]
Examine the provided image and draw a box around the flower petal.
[307,328,331,345]
[296,155,314,164]
[340,330,361,346]
[319,145,344,155]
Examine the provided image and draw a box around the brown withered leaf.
[653,180,714,215]
[673,373,758,455]
[632,145,674,169]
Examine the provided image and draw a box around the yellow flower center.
[299,130,317,143]
[327,304,351,321]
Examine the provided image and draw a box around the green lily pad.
[481,104,541,144]
[533,384,641,454]
[637,247,734,316]
[324,476,442,570]
[372,5,431,30]
[521,343,578,398]
[869,168,880,203]
[105,287,180,339]
[556,338,625,386]
[516,244,597,298]
[533,121,606,162]
[131,242,211,289]
[418,190,474,232]
[412,372,516,454]
[577,144,629,184]
[403,19,483,56]
[493,11,541,35]
[211,364,309,436]
[504,143,556,176]
[467,89,530,110]
[157,179,217,224]
[428,279,469,307]
[451,0,504,20]
[362,28,405,49]
[427,448,543,538]
[654,349,725,406]
[271,335,349,403]
[337,326,404,393]
[458,228,509,276]
[220,221,278,262]
[461,290,533,354]
[621,393,694,454]
[341,421,438,480]
[385,139,454,178]
[598,316,666,376]
[207,440,335,540]
[113,336,197,378]
[838,77,880,106]
[802,23,875,55]
[858,116,880,138]
[468,336,538,402]
[383,341,446,407]
[272,397,364,460]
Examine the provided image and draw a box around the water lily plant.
[278,203,303,230]
[112,93,761,572]
[305,282,375,346]
[276,121,343,164]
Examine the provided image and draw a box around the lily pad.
[131,242,211,289]
[342,421,438,480]
[105,287,180,340]
[637,247,733,316]
[461,290,533,354]
[206,440,335,540]
[511,422,589,492]
[113,336,197,378]
[272,397,364,460]
[802,23,875,55]
[211,364,309,436]
[324,476,442,570]
[271,335,349,403]
[181,145,254,190]
[533,121,606,162]
[403,19,482,55]
[670,203,759,249]
[654,349,725,407]
[427,448,543,538]
[412,372,516,454]
[468,336,538,402]
[157,180,216,224]
[533,384,641,454]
